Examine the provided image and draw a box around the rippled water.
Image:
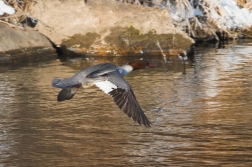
[0,40,252,166]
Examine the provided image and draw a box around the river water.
[0,40,252,166]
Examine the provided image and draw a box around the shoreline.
[1,0,252,65]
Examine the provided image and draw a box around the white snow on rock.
[0,0,15,16]
[169,0,252,30]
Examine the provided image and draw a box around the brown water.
[0,41,252,166]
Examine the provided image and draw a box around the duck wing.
[87,70,151,127]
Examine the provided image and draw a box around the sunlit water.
[0,40,252,166]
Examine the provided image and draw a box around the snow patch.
[169,0,252,30]
[0,0,15,15]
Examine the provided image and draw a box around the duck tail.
[52,78,63,88]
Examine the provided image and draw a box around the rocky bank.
[0,0,195,63]
[0,22,56,64]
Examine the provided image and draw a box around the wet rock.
[0,47,56,65]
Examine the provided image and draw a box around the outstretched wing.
[87,71,151,127]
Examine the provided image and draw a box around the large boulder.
[0,23,53,52]
[27,0,194,56]
[0,23,55,64]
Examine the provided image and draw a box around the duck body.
[52,60,156,127]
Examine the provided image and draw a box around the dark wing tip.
[109,88,152,128]
[141,116,152,128]
[57,88,78,102]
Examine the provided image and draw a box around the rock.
[0,23,56,64]
[0,23,53,52]
[27,0,194,56]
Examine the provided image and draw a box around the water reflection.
[0,40,252,166]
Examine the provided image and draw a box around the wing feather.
[108,88,151,127]
[57,88,78,101]
[93,72,151,127]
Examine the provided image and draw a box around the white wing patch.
[94,80,117,94]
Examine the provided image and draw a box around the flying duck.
[52,60,157,127]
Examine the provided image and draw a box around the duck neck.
[117,65,133,77]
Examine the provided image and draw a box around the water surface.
[0,40,252,166]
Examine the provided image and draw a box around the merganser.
[52,60,157,127]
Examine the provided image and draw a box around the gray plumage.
[52,62,151,127]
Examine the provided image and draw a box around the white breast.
[117,65,133,76]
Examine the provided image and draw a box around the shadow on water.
[0,39,252,166]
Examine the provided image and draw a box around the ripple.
[0,41,252,166]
